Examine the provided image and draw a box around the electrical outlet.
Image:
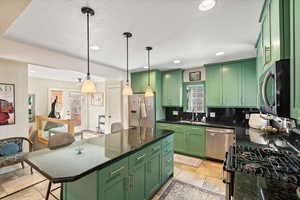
[210,112,215,118]
[172,111,179,116]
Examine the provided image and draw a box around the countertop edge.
[157,120,238,129]
[25,130,174,183]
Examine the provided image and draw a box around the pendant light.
[81,7,97,94]
[123,32,133,96]
[145,47,154,97]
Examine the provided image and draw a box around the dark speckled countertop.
[25,127,174,183]
[234,128,300,200]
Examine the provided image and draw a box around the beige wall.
[0,58,28,139]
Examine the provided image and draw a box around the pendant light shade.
[81,7,96,94]
[123,32,133,96]
[145,47,154,97]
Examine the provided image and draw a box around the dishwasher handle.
[206,128,234,134]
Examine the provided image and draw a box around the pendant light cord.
[126,35,129,83]
[148,49,150,86]
[87,12,90,79]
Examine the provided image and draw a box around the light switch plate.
[172,111,179,116]
[210,112,215,118]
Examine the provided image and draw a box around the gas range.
[225,145,300,185]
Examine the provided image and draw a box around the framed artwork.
[28,94,35,123]
[0,83,15,126]
[90,92,104,106]
[189,71,201,82]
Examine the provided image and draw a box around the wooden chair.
[45,133,75,200]
[0,137,33,174]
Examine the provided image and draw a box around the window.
[186,85,205,113]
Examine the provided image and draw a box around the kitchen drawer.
[147,141,162,157]
[102,158,129,184]
[129,148,148,168]
[156,123,170,129]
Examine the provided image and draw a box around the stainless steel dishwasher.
[205,127,234,160]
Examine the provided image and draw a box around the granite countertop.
[25,127,174,183]
[157,120,238,129]
[234,127,300,200]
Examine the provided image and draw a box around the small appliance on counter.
[248,113,268,130]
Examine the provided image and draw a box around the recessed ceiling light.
[143,66,148,69]
[198,0,216,11]
[173,60,181,64]
[30,70,36,73]
[216,51,225,56]
[90,45,100,50]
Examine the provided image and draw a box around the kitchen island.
[25,127,174,200]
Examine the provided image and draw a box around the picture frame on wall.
[0,83,15,126]
[28,94,35,123]
[90,92,104,106]
[189,71,201,82]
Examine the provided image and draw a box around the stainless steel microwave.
[259,59,290,118]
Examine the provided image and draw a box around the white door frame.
[105,81,123,133]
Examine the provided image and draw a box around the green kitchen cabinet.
[259,0,290,71]
[205,64,223,107]
[131,70,164,120]
[145,143,162,199]
[290,0,300,121]
[162,135,174,184]
[99,158,129,200]
[222,63,242,107]
[205,58,257,108]
[174,130,186,153]
[256,33,264,79]
[262,4,272,65]
[162,69,183,107]
[157,123,205,157]
[64,172,98,200]
[185,126,205,157]
[242,60,258,107]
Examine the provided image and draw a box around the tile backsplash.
[165,106,259,127]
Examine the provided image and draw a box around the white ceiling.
[28,64,105,82]
[4,0,263,71]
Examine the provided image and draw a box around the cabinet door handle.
[110,166,125,176]
[137,154,146,160]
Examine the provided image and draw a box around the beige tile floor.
[0,159,225,200]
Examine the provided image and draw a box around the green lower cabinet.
[145,148,162,199]
[158,123,205,157]
[174,131,186,153]
[64,172,98,200]
[128,164,146,200]
[64,136,174,200]
[99,158,129,200]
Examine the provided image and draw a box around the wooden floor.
[0,159,225,200]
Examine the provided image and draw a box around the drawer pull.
[137,154,146,160]
[110,166,125,176]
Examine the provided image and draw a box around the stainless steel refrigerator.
[128,93,155,128]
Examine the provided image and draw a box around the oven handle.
[261,71,275,108]
[222,152,230,184]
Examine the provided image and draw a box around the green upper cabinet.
[290,0,300,121]
[205,58,257,108]
[222,63,242,107]
[206,64,223,106]
[131,70,164,120]
[162,69,183,107]
[256,33,264,78]
[242,60,258,107]
[258,0,290,73]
